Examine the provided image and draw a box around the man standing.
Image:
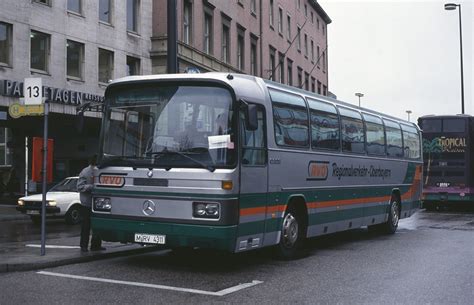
[77,156,104,252]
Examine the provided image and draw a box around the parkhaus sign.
[0,79,104,105]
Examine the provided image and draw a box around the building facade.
[0,0,152,194]
[151,0,331,95]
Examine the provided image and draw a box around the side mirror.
[244,102,258,131]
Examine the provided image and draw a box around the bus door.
[238,106,268,250]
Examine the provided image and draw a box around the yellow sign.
[8,103,44,118]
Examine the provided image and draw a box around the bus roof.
[106,72,420,131]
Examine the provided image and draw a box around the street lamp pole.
[406,110,412,122]
[355,92,364,108]
[445,3,464,114]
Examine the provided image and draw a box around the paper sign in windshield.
[208,135,232,149]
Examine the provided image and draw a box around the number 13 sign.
[24,78,43,105]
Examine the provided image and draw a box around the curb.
[0,244,164,273]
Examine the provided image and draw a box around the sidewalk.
[0,205,162,273]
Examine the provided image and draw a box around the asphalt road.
[1,209,473,305]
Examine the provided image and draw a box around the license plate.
[26,210,40,215]
[134,233,166,244]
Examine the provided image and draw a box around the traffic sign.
[8,103,44,118]
[24,78,43,105]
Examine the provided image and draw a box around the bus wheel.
[382,197,400,234]
[276,206,306,259]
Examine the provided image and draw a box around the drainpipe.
[167,0,178,73]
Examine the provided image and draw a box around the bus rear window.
[443,119,465,132]
[420,119,441,132]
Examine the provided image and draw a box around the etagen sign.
[0,79,104,105]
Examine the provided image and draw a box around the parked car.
[16,177,82,225]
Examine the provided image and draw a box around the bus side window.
[240,106,266,166]
[363,113,386,156]
[384,119,403,158]
[339,107,365,154]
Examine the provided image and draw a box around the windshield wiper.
[148,149,215,172]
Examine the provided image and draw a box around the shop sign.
[8,103,44,118]
[0,79,104,106]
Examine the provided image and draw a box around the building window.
[304,72,309,90]
[297,67,302,88]
[221,21,230,63]
[278,53,284,84]
[317,45,320,68]
[322,24,325,36]
[317,18,320,30]
[297,0,300,10]
[250,0,256,14]
[66,40,84,79]
[126,56,140,76]
[99,0,111,24]
[311,77,315,93]
[322,51,326,72]
[98,48,113,83]
[296,26,301,51]
[311,12,314,23]
[203,10,213,54]
[304,4,307,17]
[287,59,292,86]
[317,80,321,94]
[269,0,274,27]
[250,35,257,76]
[67,0,81,14]
[269,46,276,81]
[278,7,283,34]
[183,0,193,44]
[286,15,291,40]
[0,22,12,67]
[304,33,308,57]
[310,40,314,62]
[33,0,51,5]
[30,30,50,72]
[237,27,245,71]
[323,85,327,96]
[127,0,139,33]
[0,128,12,166]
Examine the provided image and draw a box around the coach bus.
[418,115,474,210]
[91,73,422,258]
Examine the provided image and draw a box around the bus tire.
[381,196,401,234]
[276,205,307,260]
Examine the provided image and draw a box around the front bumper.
[16,206,61,214]
[92,216,238,252]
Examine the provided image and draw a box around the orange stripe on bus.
[240,165,422,217]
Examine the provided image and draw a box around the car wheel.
[65,205,82,225]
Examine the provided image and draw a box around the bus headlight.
[193,202,220,219]
[94,197,112,211]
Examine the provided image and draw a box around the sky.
[318,0,473,123]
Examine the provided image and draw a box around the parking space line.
[26,244,81,249]
[37,271,263,296]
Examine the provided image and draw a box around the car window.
[49,178,78,192]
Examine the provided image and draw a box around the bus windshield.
[101,85,237,169]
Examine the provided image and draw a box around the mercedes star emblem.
[142,200,156,216]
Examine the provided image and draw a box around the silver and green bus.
[91,73,422,258]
